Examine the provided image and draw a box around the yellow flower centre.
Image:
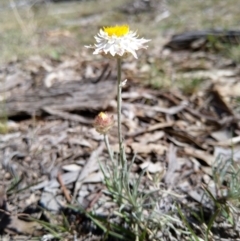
[99,112,107,120]
[103,25,129,37]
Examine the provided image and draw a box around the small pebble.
[81,184,88,191]
[4,172,12,180]
[87,184,96,192]
[77,196,88,208]
[78,190,89,197]
[24,156,32,163]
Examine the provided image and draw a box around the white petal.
[86,28,151,58]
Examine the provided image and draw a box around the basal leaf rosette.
[86,25,150,59]
[94,112,114,135]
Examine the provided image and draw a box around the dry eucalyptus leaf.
[184,147,215,166]
[140,161,164,173]
[130,142,167,155]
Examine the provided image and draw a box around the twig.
[86,188,103,212]
[126,121,173,138]
[57,172,72,203]
[43,107,93,125]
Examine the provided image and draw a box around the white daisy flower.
[86,25,150,59]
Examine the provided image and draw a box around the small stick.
[86,188,103,212]
[57,172,72,203]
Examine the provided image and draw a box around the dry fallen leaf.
[4,216,43,236]
[130,142,167,155]
[184,147,215,166]
[140,161,164,173]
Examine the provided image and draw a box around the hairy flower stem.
[117,58,124,166]
[104,134,114,163]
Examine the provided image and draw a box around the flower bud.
[93,112,114,134]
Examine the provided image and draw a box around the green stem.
[104,134,114,163]
[135,223,139,241]
[117,58,123,165]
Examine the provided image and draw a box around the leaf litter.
[0,21,240,241]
